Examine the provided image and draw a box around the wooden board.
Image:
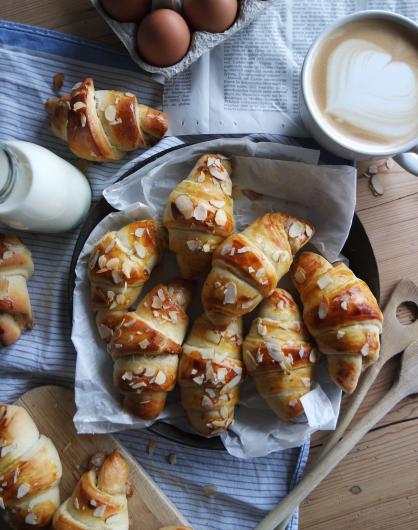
[15,385,190,530]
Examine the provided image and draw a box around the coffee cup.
[300,10,418,175]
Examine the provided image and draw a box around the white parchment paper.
[73,137,356,458]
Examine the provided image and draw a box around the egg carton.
[90,0,272,82]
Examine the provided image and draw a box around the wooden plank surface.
[1,2,418,528]
[15,385,190,530]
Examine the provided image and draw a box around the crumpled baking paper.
[73,137,356,458]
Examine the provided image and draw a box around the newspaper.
[164,0,418,136]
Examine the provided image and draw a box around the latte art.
[326,39,418,141]
[308,18,418,149]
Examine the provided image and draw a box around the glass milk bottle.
[0,141,91,233]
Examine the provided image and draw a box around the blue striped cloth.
[0,21,308,530]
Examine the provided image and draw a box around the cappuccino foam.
[309,18,418,149]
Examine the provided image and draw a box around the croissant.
[89,220,166,312]
[53,451,129,529]
[291,251,384,394]
[202,212,314,325]
[45,77,168,162]
[0,235,34,346]
[243,289,317,421]
[109,281,192,420]
[178,314,243,436]
[163,154,234,279]
[0,404,62,529]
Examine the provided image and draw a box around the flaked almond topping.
[93,505,106,518]
[223,282,237,304]
[257,321,267,336]
[106,257,119,269]
[337,330,345,339]
[221,374,241,394]
[305,225,313,237]
[122,371,133,381]
[286,354,294,365]
[104,105,117,122]
[13,468,20,484]
[193,203,208,222]
[206,388,216,398]
[210,199,225,208]
[157,288,165,301]
[197,171,205,183]
[317,275,332,289]
[144,368,155,377]
[289,399,298,408]
[104,240,116,254]
[301,377,311,387]
[89,249,99,270]
[0,497,4,510]
[122,261,132,279]
[361,343,369,357]
[201,396,212,409]
[98,255,107,269]
[139,339,150,349]
[341,300,348,311]
[192,375,204,385]
[220,406,228,419]
[318,303,328,320]
[277,300,284,310]
[105,514,120,525]
[268,345,284,363]
[115,294,125,305]
[175,194,194,219]
[191,368,198,375]
[309,349,318,363]
[256,267,265,278]
[73,101,86,111]
[111,270,123,284]
[202,243,211,253]
[25,513,37,525]
[221,242,233,256]
[237,246,252,254]
[248,266,255,273]
[106,290,115,301]
[152,296,163,309]
[288,222,304,238]
[186,239,200,251]
[241,300,254,309]
[216,367,228,382]
[114,343,123,349]
[131,382,145,390]
[298,346,305,358]
[134,227,145,238]
[155,371,166,385]
[294,267,306,283]
[17,483,30,499]
[134,242,146,258]
[169,311,178,323]
[215,209,227,226]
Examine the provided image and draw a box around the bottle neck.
[0,144,18,204]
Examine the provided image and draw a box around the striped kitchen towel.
[0,21,308,530]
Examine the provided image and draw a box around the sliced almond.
[134,227,144,238]
[73,101,86,111]
[288,222,304,238]
[104,105,117,122]
[154,371,166,385]
[175,195,194,219]
[223,282,237,304]
[134,242,146,259]
[193,203,208,222]
[318,302,328,319]
[214,209,227,226]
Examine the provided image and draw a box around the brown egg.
[100,0,151,22]
[137,9,191,67]
[183,0,238,33]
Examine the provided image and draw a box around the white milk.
[0,141,91,233]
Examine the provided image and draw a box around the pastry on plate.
[178,314,243,436]
[202,212,315,325]
[243,288,316,421]
[0,234,34,347]
[0,404,62,529]
[163,153,234,279]
[109,281,192,420]
[45,77,168,161]
[291,251,383,394]
[53,451,129,529]
[89,220,166,312]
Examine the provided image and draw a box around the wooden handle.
[255,382,408,530]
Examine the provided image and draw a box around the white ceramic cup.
[300,10,418,175]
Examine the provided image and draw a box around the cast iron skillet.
[69,137,380,450]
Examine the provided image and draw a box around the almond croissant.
[202,212,314,325]
[45,77,168,162]
[89,220,166,312]
[163,154,234,279]
[291,251,383,394]
[243,289,317,421]
[108,281,192,420]
[178,314,243,436]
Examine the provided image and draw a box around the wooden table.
[2,2,418,528]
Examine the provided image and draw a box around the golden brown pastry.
[178,314,243,436]
[0,404,62,529]
[291,251,384,394]
[52,451,129,529]
[243,289,317,421]
[89,220,166,312]
[109,281,192,420]
[45,77,168,162]
[0,235,34,347]
[202,212,315,325]
[163,154,234,279]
